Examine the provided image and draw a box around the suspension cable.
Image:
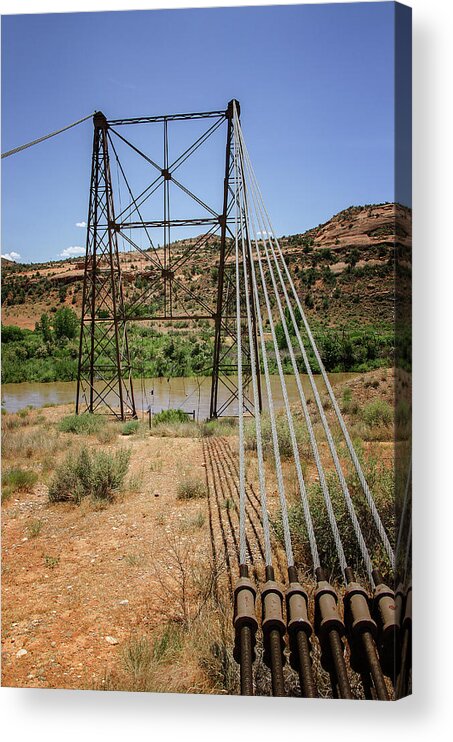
[234,113,294,569]
[234,121,321,573]
[236,120,387,585]
[233,110,272,566]
[233,134,247,567]
[240,123,394,567]
[240,136,394,567]
[235,127,350,579]
[1,112,94,159]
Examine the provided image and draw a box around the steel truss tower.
[76,101,261,420]
[76,112,136,419]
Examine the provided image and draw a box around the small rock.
[105,636,119,645]
[16,648,28,658]
[21,537,28,542]
[119,599,129,606]
[154,492,160,497]
[51,641,56,648]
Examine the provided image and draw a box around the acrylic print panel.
[1,1,411,699]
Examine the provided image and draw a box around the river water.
[1,373,358,418]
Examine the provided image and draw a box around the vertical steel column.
[76,122,98,414]
[209,101,235,419]
[102,123,125,420]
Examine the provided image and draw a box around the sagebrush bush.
[271,459,395,582]
[48,446,131,504]
[58,414,106,435]
[121,420,140,436]
[361,400,393,427]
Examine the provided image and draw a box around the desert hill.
[1,202,411,330]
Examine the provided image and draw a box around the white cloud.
[1,251,21,262]
[59,246,85,259]
[75,221,87,228]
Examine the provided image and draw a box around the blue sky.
[1,2,406,264]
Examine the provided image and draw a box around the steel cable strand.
[233,135,247,567]
[241,157,348,578]
[238,159,322,572]
[236,121,394,570]
[1,112,94,159]
[234,123,293,569]
[236,125,376,586]
[233,118,272,567]
[395,456,412,576]
[237,124,371,583]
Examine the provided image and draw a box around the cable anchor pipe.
[261,566,286,697]
[286,566,317,698]
[314,567,352,699]
[343,568,389,701]
[233,565,258,696]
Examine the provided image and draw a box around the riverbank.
[1,314,395,385]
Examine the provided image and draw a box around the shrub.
[121,420,140,436]
[1,324,25,343]
[361,400,393,427]
[2,467,38,500]
[272,461,395,581]
[153,409,190,425]
[58,413,106,435]
[198,418,236,438]
[48,446,131,504]
[177,475,207,500]
[342,388,352,405]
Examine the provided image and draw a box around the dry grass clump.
[245,412,309,460]
[1,408,34,431]
[177,475,207,500]
[58,413,106,435]
[48,446,131,504]
[198,418,237,438]
[149,421,197,438]
[2,467,38,503]
[96,423,118,444]
[2,426,64,461]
